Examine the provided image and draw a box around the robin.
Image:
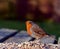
[26,21,47,39]
[26,21,57,44]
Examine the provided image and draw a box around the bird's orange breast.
[26,22,32,35]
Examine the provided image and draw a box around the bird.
[26,21,47,39]
[26,21,57,44]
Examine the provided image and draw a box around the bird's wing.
[31,24,46,35]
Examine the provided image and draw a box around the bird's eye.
[29,22,31,24]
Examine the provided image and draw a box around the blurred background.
[0,0,60,39]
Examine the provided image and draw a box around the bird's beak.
[25,21,28,24]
